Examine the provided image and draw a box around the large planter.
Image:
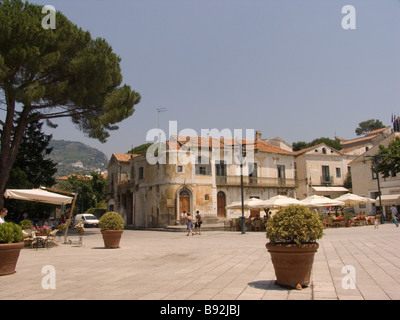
[266,242,319,289]
[101,230,123,248]
[0,242,24,276]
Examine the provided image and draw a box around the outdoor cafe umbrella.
[4,187,76,243]
[249,195,304,209]
[301,195,344,207]
[333,193,375,207]
[4,188,73,205]
[226,197,265,210]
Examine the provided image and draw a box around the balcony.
[320,175,334,184]
[216,175,297,188]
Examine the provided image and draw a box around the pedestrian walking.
[374,217,379,229]
[194,210,202,235]
[186,213,194,236]
[394,215,399,228]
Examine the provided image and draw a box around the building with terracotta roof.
[294,143,355,199]
[107,133,297,228]
[350,131,400,218]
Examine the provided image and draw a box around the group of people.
[181,210,202,236]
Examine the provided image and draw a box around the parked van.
[74,213,99,228]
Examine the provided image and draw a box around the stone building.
[107,134,297,228]
[350,131,400,218]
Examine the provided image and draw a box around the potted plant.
[344,212,354,227]
[99,212,124,248]
[75,219,85,235]
[0,222,24,276]
[19,219,32,231]
[265,205,324,290]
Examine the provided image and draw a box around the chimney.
[255,130,262,141]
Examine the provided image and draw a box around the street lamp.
[235,142,247,234]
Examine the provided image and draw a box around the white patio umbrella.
[333,193,375,207]
[249,195,304,209]
[4,188,73,205]
[301,195,344,207]
[226,197,265,210]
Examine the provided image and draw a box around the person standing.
[195,210,202,235]
[0,208,7,225]
[181,211,187,225]
[186,213,194,236]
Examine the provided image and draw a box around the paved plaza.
[1,223,400,300]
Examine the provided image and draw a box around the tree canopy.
[355,119,385,136]
[377,137,400,178]
[292,137,342,152]
[0,0,141,205]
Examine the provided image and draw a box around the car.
[74,213,99,228]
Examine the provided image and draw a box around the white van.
[74,213,99,228]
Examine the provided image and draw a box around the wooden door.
[217,191,226,217]
[250,196,260,217]
[179,195,190,215]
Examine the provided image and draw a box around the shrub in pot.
[0,222,24,276]
[99,212,124,248]
[265,205,324,289]
[344,212,354,227]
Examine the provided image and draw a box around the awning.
[4,188,73,205]
[312,186,349,192]
[376,194,400,203]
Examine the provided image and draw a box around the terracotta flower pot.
[101,230,123,248]
[0,242,24,276]
[266,242,319,289]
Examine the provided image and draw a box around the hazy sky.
[32,0,400,158]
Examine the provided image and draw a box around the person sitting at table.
[0,208,7,225]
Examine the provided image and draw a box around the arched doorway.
[217,191,226,217]
[178,188,192,219]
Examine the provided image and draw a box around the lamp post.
[235,142,247,234]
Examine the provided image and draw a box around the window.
[216,161,227,176]
[336,167,341,178]
[322,166,330,182]
[248,163,258,177]
[196,156,211,175]
[277,165,286,179]
[177,165,184,173]
[138,167,144,180]
[322,148,327,154]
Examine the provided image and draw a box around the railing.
[321,175,334,184]
[216,176,297,188]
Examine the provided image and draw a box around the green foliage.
[343,212,354,222]
[0,0,140,206]
[48,140,108,177]
[128,143,153,155]
[266,205,324,245]
[377,137,400,178]
[99,212,124,230]
[19,219,32,230]
[355,119,384,136]
[0,222,23,243]
[292,138,342,151]
[55,171,107,214]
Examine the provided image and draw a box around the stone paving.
[1,223,400,300]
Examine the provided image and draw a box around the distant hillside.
[47,140,108,177]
